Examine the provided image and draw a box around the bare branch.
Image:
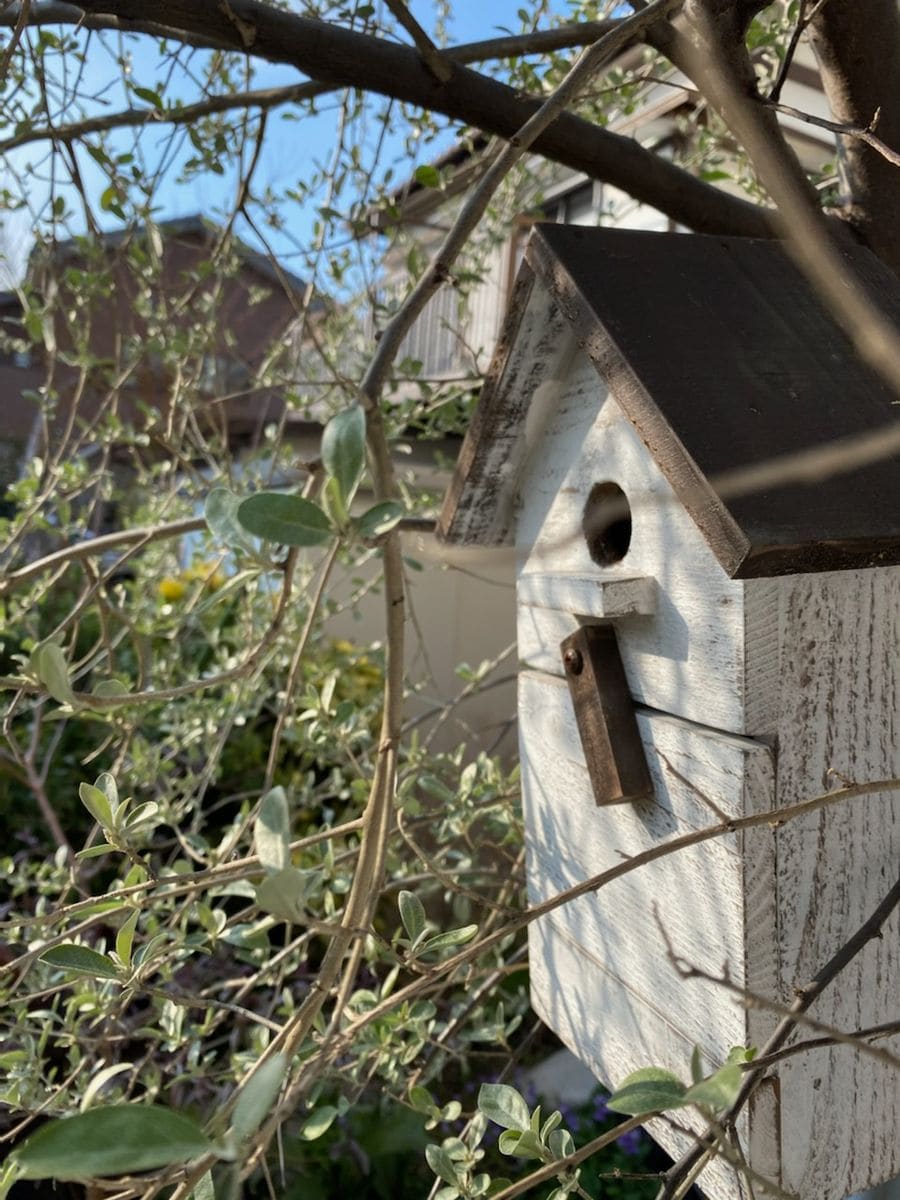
[659,870,900,1198]
[11,0,773,238]
[382,0,451,84]
[765,97,900,169]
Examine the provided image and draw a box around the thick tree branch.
[0,23,625,154]
[809,0,900,275]
[20,0,773,238]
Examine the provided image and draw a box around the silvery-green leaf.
[607,1067,687,1116]
[231,1054,287,1143]
[237,493,331,547]
[425,1144,458,1186]
[78,782,113,827]
[115,910,139,969]
[398,889,426,943]
[254,786,289,872]
[31,642,75,705]
[299,1105,338,1141]
[355,500,405,540]
[40,945,120,981]
[205,487,258,555]
[683,1062,742,1112]
[12,1105,213,1180]
[321,405,365,503]
[477,1083,531,1132]
[255,866,322,923]
[79,1062,135,1111]
[91,679,130,698]
[419,925,478,955]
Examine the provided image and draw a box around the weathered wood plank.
[519,671,778,1064]
[752,568,900,1197]
[529,924,769,1200]
[515,371,748,731]
[437,270,576,545]
[517,571,656,618]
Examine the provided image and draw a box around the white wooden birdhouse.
[438,226,900,1200]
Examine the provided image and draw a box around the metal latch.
[560,623,653,806]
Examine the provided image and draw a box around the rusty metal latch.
[560,624,654,806]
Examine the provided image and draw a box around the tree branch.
[659,870,900,1198]
[809,0,900,274]
[20,0,773,238]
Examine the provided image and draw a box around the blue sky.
[3,1,564,280]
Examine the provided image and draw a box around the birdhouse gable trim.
[437,264,578,547]
[440,225,900,578]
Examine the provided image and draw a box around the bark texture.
[809,0,900,276]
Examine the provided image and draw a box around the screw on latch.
[563,647,584,675]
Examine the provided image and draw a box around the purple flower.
[616,1128,644,1156]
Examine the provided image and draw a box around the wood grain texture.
[748,568,900,1197]
[515,361,749,731]
[519,672,778,1053]
[437,269,576,545]
[517,571,656,618]
[528,226,900,576]
[443,227,900,575]
[520,670,780,1197]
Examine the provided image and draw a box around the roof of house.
[438,224,900,578]
[42,215,311,299]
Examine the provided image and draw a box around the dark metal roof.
[439,225,900,577]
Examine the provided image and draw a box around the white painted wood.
[519,671,781,1197]
[517,572,656,618]
[747,568,900,1198]
[506,330,900,1199]
[514,355,748,731]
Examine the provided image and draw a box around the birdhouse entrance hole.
[582,482,631,566]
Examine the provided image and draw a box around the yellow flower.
[158,576,187,601]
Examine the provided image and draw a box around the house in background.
[0,215,332,527]
[366,39,837,389]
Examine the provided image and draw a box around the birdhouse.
[438,225,900,1200]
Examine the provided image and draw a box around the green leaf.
[205,487,258,555]
[478,1083,531,1132]
[91,679,130,698]
[132,85,163,111]
[255,866,322,923]
[398,889,426,943]
[237,493,331,547]
[190,1171,215,1200]
[79,781,113,827]
[414,164,441,188]
[607,1067,687,1116]
[75,843,117,860]
[12,1105,213,1180]
[115,910,139,969]
[497,1129,543,1158]
[231,1054,287,1143]
[409,1085,434,1113]
[419,925,478,955]
[684,1063,743,1112]
[254,786,290,872]
[79,1062,135,1111]
[40,944,120,981]
[31,642,75,705]
[300,1105,338,1141]
[321,405,365,503]
[95,772,118,808]
[547,1127,575,1159]
[425,1144,459,1186]
[356,500,405,540]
